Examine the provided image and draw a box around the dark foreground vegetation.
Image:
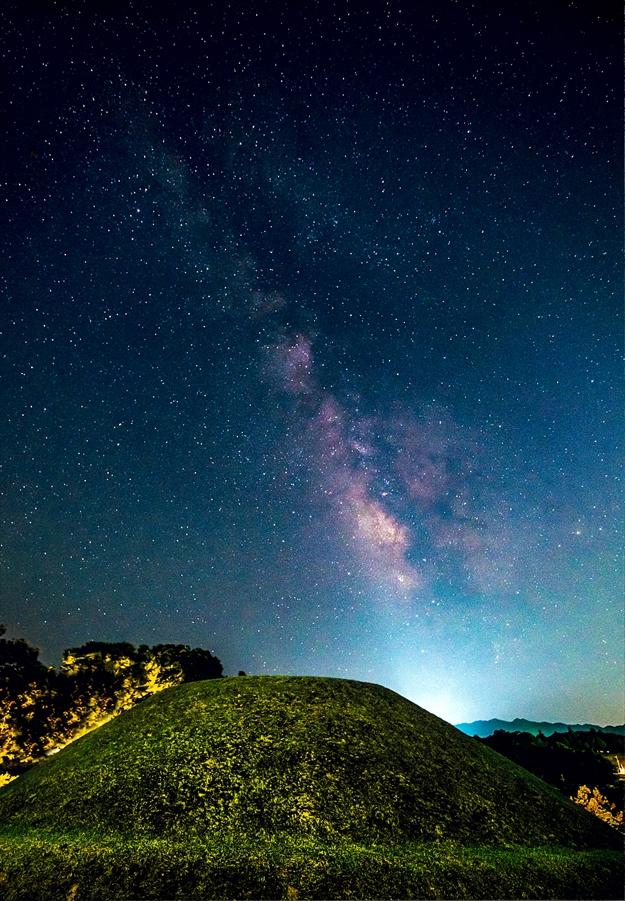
[0,676,621,900]
[1,829,621,901]
[478,728,624,828]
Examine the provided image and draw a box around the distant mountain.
[455,718,625,738]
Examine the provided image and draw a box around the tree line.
[478,729,624,829]
[0,626,222,781]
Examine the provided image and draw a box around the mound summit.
[0,675,618,851]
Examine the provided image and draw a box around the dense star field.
[1,2,622,725]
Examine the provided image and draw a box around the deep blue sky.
[1,1,622,724]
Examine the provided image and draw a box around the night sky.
[2,1,622,725]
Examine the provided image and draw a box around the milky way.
[1,2,622,725]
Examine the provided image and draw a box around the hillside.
[456,718,625,738]
[0,676,621,900]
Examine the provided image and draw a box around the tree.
[0,631,224,776]
[149,644,223,682]
[0,625,48,689]
[572,785,624,830]
[0,626,53,771]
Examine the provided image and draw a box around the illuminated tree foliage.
[572,785,624,831]
[478,729,624,829]
[0,627,222,777]
[0,626,53,770]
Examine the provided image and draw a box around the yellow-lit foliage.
[143,659,180,694]
[0,703,24,763]
[110,655,135,676]
[0,683,51,766]
[572,785,624,830]
[3,652,188,769]
[1,636,221,775]
[60,653,81,676]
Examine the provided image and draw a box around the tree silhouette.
[0,627,224,776]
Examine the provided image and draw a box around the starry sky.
[1,1,622,725]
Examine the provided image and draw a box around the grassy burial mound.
[0,676,621,899]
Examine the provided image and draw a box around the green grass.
[0,828,621,900]
[0,676,621,899]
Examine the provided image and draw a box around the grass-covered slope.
[0,675,618,848]
[0,676,621,899]
[1,829,622,901]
